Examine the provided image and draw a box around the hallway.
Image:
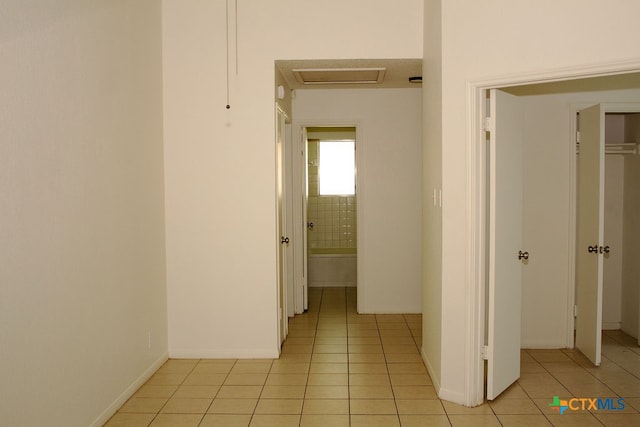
[107,287,640,426]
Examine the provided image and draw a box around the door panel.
[487,89,523,400]
[575,104,605,366]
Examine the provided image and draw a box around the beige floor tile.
[192,363,234,375]
[544,413,603,426]
[103,413,155,427]
[215,385,263,399]
[490,382,527,399]
[311,354,348,363]
[349,385,394,399]
[299,414,349,427]
[223,373,268,386]
[518,381,572,398]
[348,337,381,345]
[350,399,397,414]
[248,414,300,427]
[392,385,438,400]
[281,344,314,354]
[307,373,348,385]
[384,353,424,363]
[156,360,198,374]
[118,397,167,414]
[488,398,541,415]
[231,361,273,373]
[386,363,427,374]
[383,344,420,354]
[261,385,306,399]
[594,413,640,426]
[269,362,310,373]
[302,399,349,414]
[133,385,178,399]
[448,414,501,427]
[278,353,312,363]
[564,382,617,397]
[254,399,303,414]
[350,414,400,427]
[305,385,349,399]
[265,373,308,386]
[348,353,386,364]
[207,398,258,414]
[183,373,227,386]
[496,414,551,427]
[349,374,390,386]
[199,414,251,427]
[149,413,204,427]
[399,414,451,427]
[160,397,212,414]
[396,399,445,415]
[347,344,383,354]
[145,373,188,386]
[442,401,493,415]
[390,373,432,386]
[173,385,220,399]
[313,344,348,354]
[349,363,388,374]
[309,363,348,374]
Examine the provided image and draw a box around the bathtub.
[308,253,357,287]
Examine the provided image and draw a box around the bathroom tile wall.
[307,140,357,252]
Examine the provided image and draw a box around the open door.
[575,104,605,366]
[487,89,524,400]
[276,105,289,347]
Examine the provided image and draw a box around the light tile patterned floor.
[106,287,640,426]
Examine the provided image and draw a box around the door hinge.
[481,345,489,360]
[484,117,494,133]
[574,305,577,317]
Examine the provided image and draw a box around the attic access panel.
[292,67,386,86]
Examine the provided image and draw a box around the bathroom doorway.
[305,127,358,296]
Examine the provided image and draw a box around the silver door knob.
[599,245,610,254]
[281,236,290,244]
[518,250,529,261]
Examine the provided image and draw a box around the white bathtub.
[308,254,357,287]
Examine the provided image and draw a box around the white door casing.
[487,89,524,400]
[276,105,289,347]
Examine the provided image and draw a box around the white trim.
[89,352,168,427]
[467,59,640,406]
[168,349,280,359]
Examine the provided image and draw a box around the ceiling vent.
[292,67,386,86]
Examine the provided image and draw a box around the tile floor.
[106,287,640,426]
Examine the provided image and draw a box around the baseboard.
[602,322,621,331]
[90,352,168,427]
[168,348,279,359]
[421,347,466,406]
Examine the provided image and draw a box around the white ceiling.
[276,58,422,90]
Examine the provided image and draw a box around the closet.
[602,112,640,338]
[575,104,640,365]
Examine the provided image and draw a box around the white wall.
[603,155,624,330]
[293,88,423,313]
[622,122,640,338]
[162,0,423,357]
[424,0,640,405]
[0,2,167,425]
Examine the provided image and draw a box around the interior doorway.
[305,127,358,295]
[469,68,640,405]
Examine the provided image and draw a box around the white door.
[487,89,524,400]
[276,106,289,347]
[575,104,605,366]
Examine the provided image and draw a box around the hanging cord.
[225,0,231,109]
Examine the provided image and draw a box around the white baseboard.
[90,352,168,427]
[169,348,279,359]
[602,322,621,331]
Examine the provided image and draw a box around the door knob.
[588,245,599,254]
[307,222,314,230]
[518,250,529,261]
[281,236,290,244]
[599,245,610,254]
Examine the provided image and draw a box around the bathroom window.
[319,140,356,196]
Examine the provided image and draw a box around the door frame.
[291,121,362,313]
[466,60,640,405]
